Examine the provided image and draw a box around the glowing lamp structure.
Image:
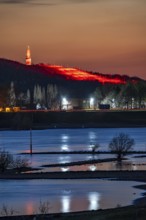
[62,97,69,110]
[26,46,32,65]
[90,97,94,109]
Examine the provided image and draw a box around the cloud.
[0,0,30,3]
[0,0,101,6]
[0,0,56,6]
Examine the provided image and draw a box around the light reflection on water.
[0,128,146,216]
[88,192,100,210]
[0,128,146,170]
[61,195,71,213]
[0,127,146,153]
[0,179,144,216]
[28,159,146,173]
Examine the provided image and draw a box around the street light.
[90,97,94,109]
[62,97,68,110]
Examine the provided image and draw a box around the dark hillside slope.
[0,58,142,98]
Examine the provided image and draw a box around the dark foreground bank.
[1,170,146,181]
[1,110,146,130]
[0,205,146,220]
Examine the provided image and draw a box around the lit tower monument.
[26,46,32,65]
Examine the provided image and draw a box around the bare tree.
[0,149,13,173]
[11,156,30,173]
[38,200,50,215]
[109,133,135,161]
[0,204,16,216]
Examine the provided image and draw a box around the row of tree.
[94,80,146,109]
[1,80,146,110]
[0,82,60,110]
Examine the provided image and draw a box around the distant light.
[90,98,94,105]
[61,167,69,172]
[62,97,68,105]
[62,97,69,110]
[36,103,41,110]
[5,107,11,112]
[89,165,96,171]
[90,97,94,108]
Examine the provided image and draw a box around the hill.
[0,58,144,110]
[0,58,141,93]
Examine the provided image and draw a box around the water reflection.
[61,144,69,151]
[26,201,34,215]
[61,134,69,143]
[61,195,71,213]
[89,131,97,142]
[61,167,70,172]
[0,179,144,216]
[89,165,97,171]
[114,161,133,171]
[88,192,100,210]
[58,155,71,164]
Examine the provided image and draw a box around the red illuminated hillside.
[38,64,126,84]
[0,58,144,104]
[0,58,141,87]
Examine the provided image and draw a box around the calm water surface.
[0,128,146,169]
[0,179,144,216]
[0,127,146,153]
[0,128,146,216]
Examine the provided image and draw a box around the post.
[30,128,32,154]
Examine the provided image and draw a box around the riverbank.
[1,170,146,181]
[0,204,146,220]
[1,110,146,130]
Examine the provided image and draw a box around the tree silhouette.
[0,149,13,173]
[109,133,135,161]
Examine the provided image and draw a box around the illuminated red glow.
[39,64,126,84]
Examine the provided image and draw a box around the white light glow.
[88,192,100,210]
[62,97,68,105]
[61,195,71,213]
[61,167,70,172]
[89,165,96,171]
[61,144,69,151]
[90,97,94,108]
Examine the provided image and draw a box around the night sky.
[0,0,146,79]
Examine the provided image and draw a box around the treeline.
[0,58,146,110]
[94,80,146,109]
[1,79,146,110]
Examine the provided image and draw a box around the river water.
[0,179,144,215]
[0,128,146,216]
[0,127,146,153]
[0,127,146,169]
